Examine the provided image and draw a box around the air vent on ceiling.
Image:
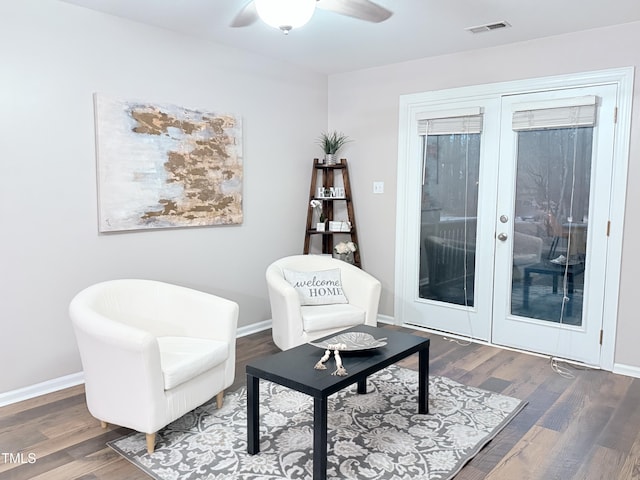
[465,21,511,34]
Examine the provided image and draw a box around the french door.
[396,70,632,367]
[491,85,616,365]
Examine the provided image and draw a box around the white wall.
[0,1,327,393]
[328,22,640,369]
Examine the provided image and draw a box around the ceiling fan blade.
[230,1,258,28]
[316,0,392,23]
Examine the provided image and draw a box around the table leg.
[418,347,429,414]
[247,373,260,455]
[357,378,367,394]
[313,396,328,480]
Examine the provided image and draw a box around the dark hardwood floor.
[1,324,639,479]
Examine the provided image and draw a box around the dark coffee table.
[246,325,430,480]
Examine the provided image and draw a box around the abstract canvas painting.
[94,94,243,232]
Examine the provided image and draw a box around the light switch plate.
[373,181,384,194]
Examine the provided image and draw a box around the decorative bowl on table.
[309,332,387,351]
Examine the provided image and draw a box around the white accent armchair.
[69,279,238,454]
[266,255,382,350]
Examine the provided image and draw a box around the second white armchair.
[266,255,382,350]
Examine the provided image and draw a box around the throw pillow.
[283,268,348,306]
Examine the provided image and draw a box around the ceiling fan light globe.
[255,0,316,32]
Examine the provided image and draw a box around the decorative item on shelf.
[317,186,345,198]
[310,199,326,231]
[317,187,330,198]
[329,220,351,232]
[317,131,351,166]
[333,241,357,264]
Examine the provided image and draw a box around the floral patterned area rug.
[108,365,526,480]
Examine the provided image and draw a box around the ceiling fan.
[231,0,393,34]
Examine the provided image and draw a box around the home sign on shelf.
[317,186,345,199]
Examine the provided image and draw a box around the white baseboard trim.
[613,363,640,379]
[0,372,85,408]
[237,319,272,337]
[377,314,396,325]
[238,315,395,334]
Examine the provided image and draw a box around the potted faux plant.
[317,131,351,165]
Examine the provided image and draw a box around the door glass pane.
[510,127,592,325]
[419,133,480,306]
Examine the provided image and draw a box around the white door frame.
[395,67,634,371]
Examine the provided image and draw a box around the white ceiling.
[60,0,640,75]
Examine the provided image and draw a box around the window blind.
[512,95,597,131]
[417,107,483,135]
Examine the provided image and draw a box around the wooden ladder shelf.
[303,158,361,267]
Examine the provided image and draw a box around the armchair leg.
[216,390,224,409]
[100,421,108,429]
[146,433,156,454]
